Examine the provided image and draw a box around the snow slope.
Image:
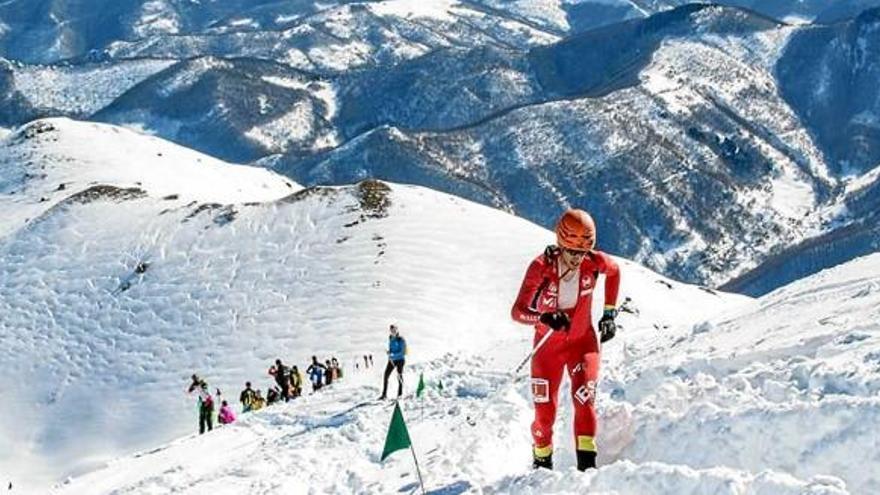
[50,251,880,494]
[613,251,880,494]
[5,118,878,494]
[0,118,753,493]
[0,118,298,238]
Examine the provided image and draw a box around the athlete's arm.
[593,250,620,309]
[511,258,546,325]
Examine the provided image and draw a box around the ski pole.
[465,328,555,427]
[512,328,555,375]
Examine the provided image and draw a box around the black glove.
[539,311,571,331]
[598,309,617,343]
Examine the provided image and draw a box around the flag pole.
[395,398,426,495]
[409,442,427,495]
[387,370,426,494]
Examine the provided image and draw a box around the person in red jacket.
[511,209,621,471]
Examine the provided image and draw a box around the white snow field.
[0,118,877,494]
[48,248,880,495]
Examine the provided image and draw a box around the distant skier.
[290,365,303,398]
[324,359,334,386]
[364,355,369,368]
[511,209,620,471]
[187,374,215,434]
[379,324,407,400]
[307,356,326,392]
[252,390,266,410]
[331,357,342,379]
[266,386,280,405]
[269,359,292,401]
[218,400,236,425]
[239,381,256,413]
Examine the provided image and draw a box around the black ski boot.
[532,452,553,470]
[576,451,597,471]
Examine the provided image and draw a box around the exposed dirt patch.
[280,186,339,204]
[355,179,391,219]
[65,185,147,205]
[273,180,392,230]
[17,121,56,140]
[184,203,223,222]
[182,203,238,227]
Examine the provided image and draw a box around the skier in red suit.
[511,209,621,471]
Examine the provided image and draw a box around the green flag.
[381,402,412,461]
[416,372,426,398]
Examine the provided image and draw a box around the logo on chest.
[541,283,559,307]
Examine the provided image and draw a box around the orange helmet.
[555,209,596,251]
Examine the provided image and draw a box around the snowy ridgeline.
[0,119,877,493]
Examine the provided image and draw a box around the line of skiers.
[188,355,348,434]
[187,325,412,434]
[305,355,345,392]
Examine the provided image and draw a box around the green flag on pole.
[416,372,426,398]
[381,402,413,461]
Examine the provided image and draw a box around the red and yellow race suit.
[511,247,620,458]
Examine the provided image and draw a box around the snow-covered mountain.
[777,7,880,177]
[721,168,880,295]
[274,5,834,287]
[2,2,880,291]
[0,118,738,492]
[5,3,880,292]
[0,118,298,238]
[4,0,880,66]
[44,190,880,494]
[270,4,880,292]
[2,1,880,493]
[92,57,341,162]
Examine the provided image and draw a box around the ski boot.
[576,450,597,471]
[532,447,553,470]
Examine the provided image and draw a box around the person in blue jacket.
[379,324,407,400]
[307,356,326,393]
